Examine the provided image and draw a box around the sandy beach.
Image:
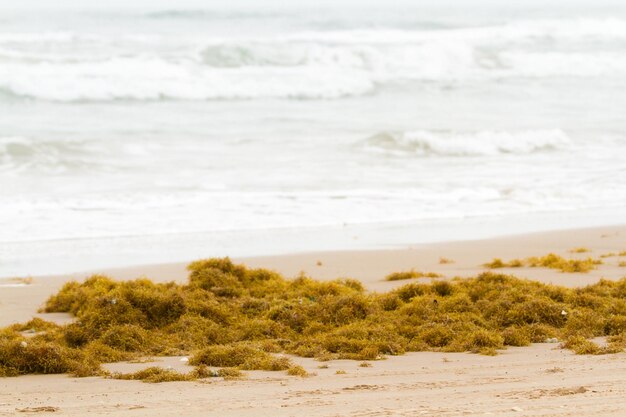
[3,2,626,415]
[1,225,625,416]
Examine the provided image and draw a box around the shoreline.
[2,207,625,278]
[1,223,626,416]
[1,223,625,328]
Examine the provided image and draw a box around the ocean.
[1,0,626,276]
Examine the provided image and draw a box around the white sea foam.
[364,130,572,157]
[1,5,626,276]
[1,18,626,101]
[0,57,375,100]
[0,136,118,176]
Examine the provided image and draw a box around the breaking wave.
[0,136,100,173]
[1,17,626,101]
[364,129,573,157]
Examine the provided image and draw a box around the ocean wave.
[3,17,626,44]
[1,17,626,101]
[144,9,290,20]
[0,31,77,43]
[281,17,626,44]
[0,86,21,100]
[1,46,624,101]
[364,129,572,157]
[0,136,99,172]
[500,51,626,77]
[0,56,374,101]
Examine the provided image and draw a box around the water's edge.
[2,207,624,278]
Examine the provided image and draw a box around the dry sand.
[1,225,626,416]
[3,344,626,417]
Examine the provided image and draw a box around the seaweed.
[484,253,602,273]
[385,270,442,281]
[1,258,625,381]
[287,365,309,377]
[190,343,292,371]
[570,247,590,253]
[111,367,194,383]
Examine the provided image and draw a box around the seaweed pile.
[484,253,603,273]
[1,258,625,381]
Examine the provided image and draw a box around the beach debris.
[385,270,442,281]
[511,406,524,412]
[5,257,626,381]
[561,310,568,317]
[554,386,587,396]
[16,406,59,413]
[526,386,588,399]
[110,367,196,383]
[484,253,602,273]
[483,258,516,269]
[179,357,189,363]
[569,247,590,253]
[215,368,243,379]
[9,277,33,284]
[110,298,117,305]
[287,365,309,377]
[439,257,454,264]
[343,384,381,391]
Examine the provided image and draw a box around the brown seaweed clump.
[484,253,602,273]
[385,270,442,281]
[569,247,590,254]
[1,258,626,382]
